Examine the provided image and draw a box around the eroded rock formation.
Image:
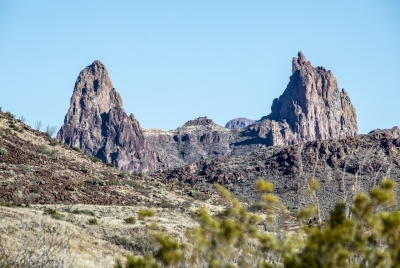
[57,60,158,172]
[239,51,358,147]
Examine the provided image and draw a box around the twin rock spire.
[57,52,358,172]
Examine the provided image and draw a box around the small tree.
[45,125,57,137]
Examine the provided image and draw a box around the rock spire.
[57,60,158,172]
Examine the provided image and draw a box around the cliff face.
[239,51,358,147]
[57,60,158,172]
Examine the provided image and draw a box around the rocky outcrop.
[143,117,232,169]
[225,118,256,129]
[238,51,358,148]
[369,126,400,138]
[152,130,400,218]
[146,52,358,169]
[57,60,158,172]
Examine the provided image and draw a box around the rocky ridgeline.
[151,130,400,218]
[225,118,256,129]
[145,52,358,168]
[57,61,158,172]
[59,52,358,172]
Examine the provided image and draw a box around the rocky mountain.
[237,51,358,148]
[57,60,158,172]
[152,130,400,218]
[369,126,400,138]
[146,52,358,169]
[58,52,358,172]
[225,118,256,129]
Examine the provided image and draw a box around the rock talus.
[57,60,158,172]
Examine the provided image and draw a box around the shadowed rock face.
[225,118,256,130]
[240,51,358,147]
[57,60,158,172]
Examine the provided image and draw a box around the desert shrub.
[44,208,64,220]
[107,179,121,186]
[125,180,145,190]
[124,216,137,224]
[35,120,42,131]
[9,119,22,133]
[117,179,400,268]
[45,125,57,137]
[5,111,14,118]
[0,146,7,155]
[106,162,115,168]
[87,177,106,186]
[37,144,58,158]
[0,200,15,207]
[88,218,98,225]
[71,209,95,216]
[81,167,92,174]
[138,209,156,220]
[72,146,81,152]
[49,139,58,146]
[90,156,101,163]
[189,190,206,200]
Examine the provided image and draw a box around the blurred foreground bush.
[116,179,400,268]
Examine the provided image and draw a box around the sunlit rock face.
[57,60,158,172]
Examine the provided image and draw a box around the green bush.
[87,177,106,186]
[72,146,81,152]
[138,209,156,220]
[37,144,58,158]
[106,162,115,168]
[71,209,95,216]
[49,139,58,146]
[44,208,64,220]
[0,146,7,155]
[88,218,98,225]
[124,216,137,224]
[0,200,15,207]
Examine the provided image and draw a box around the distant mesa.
[57,60,158,172]
[225,118,256,130]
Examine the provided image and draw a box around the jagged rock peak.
[225,118,256,130]
[249,52,358,146]
[183,117,214,127]
[292,51,310,73]
[57,61,158,172]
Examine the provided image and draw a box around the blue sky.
[0,1,399,134]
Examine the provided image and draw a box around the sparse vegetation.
[44,208,64,220]
[0,146,7,155]
[49,139,58,146]
[138,208,156,220]
[116,179,400,268]
[45,125,57,137]
[106,162,115,168]
[124,216,137,224]
[71,209,95,216]
[189,190,206,200]
[35,120,42,131]
[88,218,98,225]
[37,144,58,158]
[0,200,15,207]
[87,176,106,186]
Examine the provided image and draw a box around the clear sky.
[0,1,399,134]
